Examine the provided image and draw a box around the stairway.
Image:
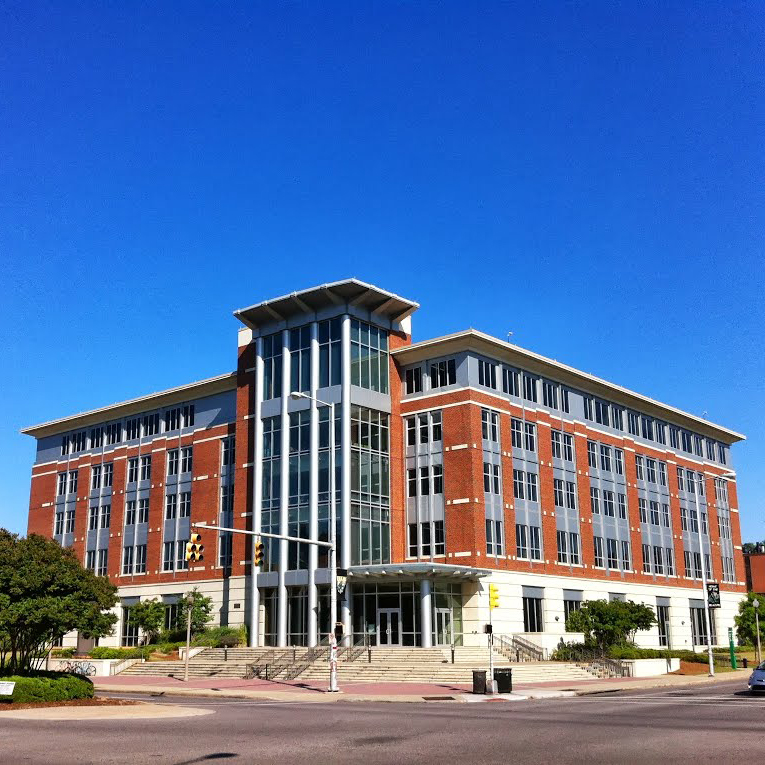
[119,646,596,685]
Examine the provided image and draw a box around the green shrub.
[192,626,247,648]
[552,641,729,664]
[89,646,150,660]
[50,647,76,659]
[155,642,184,655]
[0,672,94,704]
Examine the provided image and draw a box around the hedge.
[0,672,94,703]
[89,646,151,660]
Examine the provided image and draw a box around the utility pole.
[183,593,193,682]
[754,598,762,665]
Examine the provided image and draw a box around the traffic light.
[253,538,265,567]
[489,583,500,610]
[185,533,204,562]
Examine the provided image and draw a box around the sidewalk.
[94,669,749,704]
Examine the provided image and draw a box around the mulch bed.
[0,698,141,712]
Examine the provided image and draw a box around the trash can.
[742,658,749,669]
[472,669,487,695]
[494,667,513,693]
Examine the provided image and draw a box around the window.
[614,448,624,475]
[516,525,542,560]
[669,426,679,449]
[165,494,177,520]
[665,548,675,576]
[127,458,138,483]
[163,542,175,571]
[583,397,593,420]
[140,455,152,481]
[641,416,654,441]
[655,422,666,445]
[54,511,64,536]
[681,431,692,453]
[542,380,558,409]
[432,411,442,441]
[138,498,149,524]
[638,498,647,524]
[184,404,195,428]
[88,505,98,531]
[57,472,67,496]
[526,472,538,501]
[420,466,431,496]
[557,531,580,564]
[60,435,70,456]
[694,435,703,457]
[103,463,113,487]
[590,486,600,514]
[429,359,456,389]
[262,333,283,401]
[418,414,429,445]
[167,449,179,476]
[502,368,520,396]
[524,423,536,452]
[551,431,574,461]
[565,481,577,510]
[621,540,631,570]
[611,405,623,431]
[86,549,96,572]
[64,508,75,533]
[91,465,102,490]
[690,604,716,646]
[350,319,389,393]
[122,545,134,575]
[484,463,501,494]
[551,431,562,459]
[715,478,729,505]
[661,503,670,528]
[603,490,615,517]
[523,597,544,632]
[165,407,181,431]
[478,359,497,389]
[432,464,443,494]
[657,605,670,646]
[719,444,727,465]
[595,400,610,426]
[554,479,564,508]
[97,548,108,577]
[607,538,618,569]
[635,455,644,480]
[564,596,582,622]
[617,493,627,519]
[90,426,103,449]
[705,440,716,461]
[628,412,639,436]
[646,459,656,484]
[482,410,499,443]
[121,607,139,647]
[135,545,147,573]
[653,546,664,575]
[658,461,667,486]
[600,445,611,472]
[522,374,537,403]
[67,470,78,495]
[222,437,235,467]
[649,500,660,526]
[684,551,702,579]
[562,388,570,414]
[516,523,527,558]
[405,367,422,394]
[485,519,504,556]
[219,533,233,568]
[106,422,122,445]
[289,325,311,394]
[511,418,522,449]
[181,447,193,473]
[125,500,136,526]
[142,413,159,437]
[100,504,110,529]
[642,543,651,573]
[71,431,86,453]
[593,536,604,567]
[587,441,597,469]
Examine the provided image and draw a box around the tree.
[742,541,765,554]
[0,530,118,674]
[734,593,765,646]
[565,599,657,654]
[128,599,166,644]
[177,588,213,635]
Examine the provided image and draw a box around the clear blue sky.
[1,3,762,541]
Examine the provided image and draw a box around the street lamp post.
[753,598,762,666]
[290,391,339,693]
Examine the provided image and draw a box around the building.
[22,279,747,653]
[744,547,765,594]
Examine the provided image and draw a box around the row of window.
[634,455,668,486]
[407,465,444,497]
[407,520,445,556]
[404,359,457,394]
[641,544,677,576]
[60,405,195,456]
[478,359,571,414]
[637,498,671,528]
[591,488,628,519]
[584,394,728,465]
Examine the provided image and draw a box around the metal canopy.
[348,562,491,581]
[234,278,419,330]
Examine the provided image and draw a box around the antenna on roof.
[702,410,708,418]
[507,331,513,342]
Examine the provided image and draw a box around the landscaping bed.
[0,698,139,712]
[0,672,94,703]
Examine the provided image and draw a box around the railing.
[552,642,631,678]
[280,638,330,681]
[494,634,546,662]
[245,649,276,679]
[341,634,370,663]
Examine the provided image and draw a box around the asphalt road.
[0,679,761,765]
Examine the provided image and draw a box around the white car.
[747,661,765,693]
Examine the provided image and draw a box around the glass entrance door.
[435,608,453,646]
[377,608,402,646]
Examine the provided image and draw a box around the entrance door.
[435,609,453,646]
[377,609,402,646]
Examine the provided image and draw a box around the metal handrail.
[494,634,546,662]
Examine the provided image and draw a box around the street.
[0,679,761,764]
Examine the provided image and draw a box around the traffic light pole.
[184,593,193,682]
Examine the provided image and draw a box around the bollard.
[224,647,228,662]
[451,644,455,664]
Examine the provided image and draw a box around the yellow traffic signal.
[253,538,265,567]
[489,583,500,610]
[185,533,204,562]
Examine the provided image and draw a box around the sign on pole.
[336,568,348,597]
[707,583,721,609]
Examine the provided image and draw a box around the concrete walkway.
[94,668,750,703]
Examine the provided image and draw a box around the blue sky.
[1,2,763,540]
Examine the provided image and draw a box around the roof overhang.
[21,372,237,439]
[392,329,745,444]
[348,562,491,580]
[234,279,419,331]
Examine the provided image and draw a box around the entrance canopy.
[348,562,491,582]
